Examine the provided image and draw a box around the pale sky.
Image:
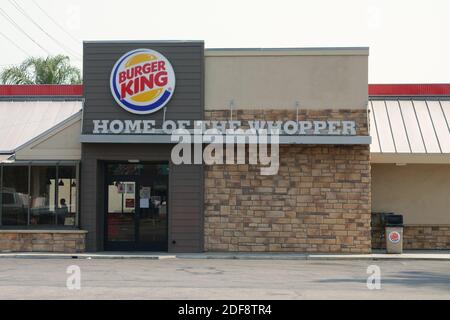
[0,0,449,83]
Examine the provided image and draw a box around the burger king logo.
[388,231,401,244]
[110,48,175,114]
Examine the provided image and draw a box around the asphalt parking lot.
[0,258,449,299]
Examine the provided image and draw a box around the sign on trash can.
[385,214,404,254]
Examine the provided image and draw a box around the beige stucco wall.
[205,48,368,110]
[15,118,81,160]
[372,163,450,225]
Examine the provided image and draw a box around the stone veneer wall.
[372,226,450,250]
[0,231,87,253]
[204,144,371,253]
[204,109,369,136]
[203,108,371,253]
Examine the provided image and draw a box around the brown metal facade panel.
[82,41,204,133]
[169,163,204,253]
[80,143,204,252]
[81,41,205,252]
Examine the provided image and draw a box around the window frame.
[0,161,80,229]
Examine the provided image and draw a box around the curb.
[0,253,177,260]
[177,254,450,261]
[1,252,450,261]
[176,254,309,260]
[306,254,450,261]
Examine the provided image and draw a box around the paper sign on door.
[140,198,150,208]
[125,198,135,208]
[140,187,151,199]
[126,183,135,194]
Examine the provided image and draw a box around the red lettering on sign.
[155,71,168,87]
[119,71,127,83]
[120,80,134,99]
[118,61,170,99]
[134,65,143,77]
[140,73,154,92]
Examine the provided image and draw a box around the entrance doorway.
[104,163,169,251]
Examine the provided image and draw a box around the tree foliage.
[0,55,81,84]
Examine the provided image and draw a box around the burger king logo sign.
[388,231,401,244]
[110,49,175,114]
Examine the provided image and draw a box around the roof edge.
[369,84,450,96]
[2,84,450,97]
[0,85,83,97]
[83,40,204,44]
[12,110,82,155]
[205,47,369,57]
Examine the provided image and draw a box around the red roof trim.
[0,85,83,96]
[369,84,450,96]
[1,84,450,97]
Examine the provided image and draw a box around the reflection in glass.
[1,166,29,226]
[107,164,142,176]
[0,165,78,227]
[138,165,168,245]
[107,181,136,241]
[57,166,77,226]
[30,166,56,225]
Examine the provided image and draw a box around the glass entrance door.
[105,163,169,251]
[106,179,137,246]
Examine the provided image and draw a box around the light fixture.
[128,160,140,163]
[58,179,64,186]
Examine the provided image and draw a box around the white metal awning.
[0,100,82,154]
[369,99,450,163]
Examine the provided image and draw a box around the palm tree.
[0,55,81,84]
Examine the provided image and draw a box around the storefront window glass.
[107,164,142,176]
[30,166,56,225]
[0,164,78,228]
[57,166,77,226]
[1,166,29,226]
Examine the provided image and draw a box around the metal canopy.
[0,100,82,153]
[369,99,450,154]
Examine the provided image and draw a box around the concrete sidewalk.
[1,250,450,261]
[0,252,177,260]
[179,251,450,261]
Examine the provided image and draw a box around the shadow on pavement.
[316,270,450,291]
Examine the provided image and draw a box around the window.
[0,164,78,227]
[1,166,29,226]
[30,166,56,226]
[56,166,77,226]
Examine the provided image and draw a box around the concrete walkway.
[1,258,449,299]
[1,250,450,261]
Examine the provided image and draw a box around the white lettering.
[91,119,358,136]
[328,120,341,135]
[203,129,224,165]
[177,120,191,130]
[162,120,177,134]
[142,120,155,134]
[170,129,191,165]
[124,120,142,134]
[109,120,124,134]
[267,121,283,132]
[313,121,327,135]
[283,120,298,135]
[299,121,312,134]
[93,120,109,134]
[342,121,356,135]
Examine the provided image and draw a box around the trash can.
[385,214,404,254]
